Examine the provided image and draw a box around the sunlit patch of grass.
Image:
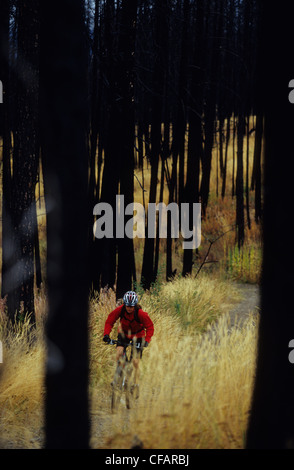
[140,273,242,333]
[222,242,262,284]
[0,309,45,448]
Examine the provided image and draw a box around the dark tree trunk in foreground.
[40,0,90,449]
[246,2,294,449]
[0,0,12,301]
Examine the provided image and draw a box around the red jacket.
[104,304,154,343]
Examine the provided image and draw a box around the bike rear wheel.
[125,364,140,409]
[125,381,132,410]
[126,383,140,409]
[111,365,124,413]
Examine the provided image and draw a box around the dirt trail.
[202,282,260,342]
[227,282,260,329]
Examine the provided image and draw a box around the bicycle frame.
[108,339,143,412]
[109,338,143,360]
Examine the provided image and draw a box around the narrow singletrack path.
[226,282,260,329]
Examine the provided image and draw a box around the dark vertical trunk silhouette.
[33,198,42,289]
[235,0,250,248]
[154,86,170,279]
[200,0,219,214]
[98,0,120,291]
[182,0,203,277]
[221,1,234,200]
[218,118,224,181]
[137,123,144,169]
[166,0,189,280]
[154,156,165,279]
[89,0,100,294]
[1,0,13,302]
[231,116,236,197]
[221,115,230,198]
[216,0,225,183]
[166,146,177,280]
[174,0,189,208]
[141,0,167,289]
[236,115,245,247]
[245,116,251,230]
[246,1,294,449]
[40,0,90,448]
[116,0,138,299]
[6,1,40,323]
[215,125,219,197]
[252,113,263,223]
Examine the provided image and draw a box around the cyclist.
[103,291,154,379]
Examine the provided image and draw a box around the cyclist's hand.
[103,334,111,343]
[144,341,149,348]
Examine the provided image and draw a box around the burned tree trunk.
[5,1,40,323]
[182,0,203,276]
[40,0,90,448]
[246,0,294,449]
[141,0,167,289]
[0,0,13,302]
[116,0,138,299]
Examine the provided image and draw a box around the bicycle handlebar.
[108,339,146,349]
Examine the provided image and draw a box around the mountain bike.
[108,339,145,413]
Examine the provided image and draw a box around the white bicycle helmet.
[123,291,138,306]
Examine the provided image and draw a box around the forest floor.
[90,281,261,449]
[0,281,261,449]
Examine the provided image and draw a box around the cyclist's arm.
[138,310,154,343]
[104,306,123,337]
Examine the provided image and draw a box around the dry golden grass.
[0,271,258,449]
[0,312,45,448]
